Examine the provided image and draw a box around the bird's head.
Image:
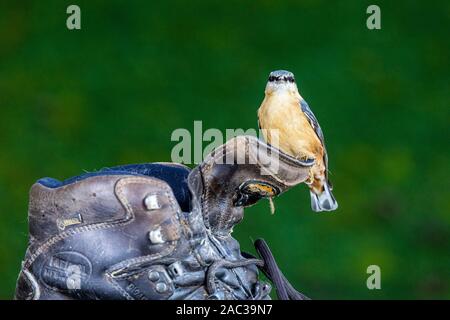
[265,70,300,97]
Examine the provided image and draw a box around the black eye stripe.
[268,75,295,82]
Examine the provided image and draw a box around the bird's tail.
[310,181,338,212]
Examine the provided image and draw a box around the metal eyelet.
[144,194,160,210]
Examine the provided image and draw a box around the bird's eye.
[268,76,275,82]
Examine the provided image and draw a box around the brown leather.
[197,135,312,235]
[15,136,313,300]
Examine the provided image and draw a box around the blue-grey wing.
[300,99,330,173]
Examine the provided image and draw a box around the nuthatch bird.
[257,70,338,212]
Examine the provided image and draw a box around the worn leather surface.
[15,136,312,300]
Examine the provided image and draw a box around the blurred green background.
[0,1,449,299]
